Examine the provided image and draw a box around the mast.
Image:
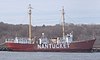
[61,6,65,39]
[28,4,32,42]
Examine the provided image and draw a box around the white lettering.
[42,44,45,48]
[49,44,52,48]
[38,44,42,48]
[56,44,59,48]
[52,44,55,48]
[37,44,67,49]
[45,44,48,48]
[60,44,63,48]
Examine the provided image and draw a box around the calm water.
[0,51,100,60]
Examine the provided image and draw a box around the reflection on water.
[0,51,100,60]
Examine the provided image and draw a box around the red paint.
[5,39,96,52]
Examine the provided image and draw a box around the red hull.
[5,39,96,52]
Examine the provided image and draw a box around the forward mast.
[28,4,32,43]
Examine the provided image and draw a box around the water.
[0,51,100,60]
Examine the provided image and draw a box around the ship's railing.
[5,39,14,43]
[5,37,32,44]
[14,37,31,44]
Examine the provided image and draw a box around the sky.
[0,0,100,26]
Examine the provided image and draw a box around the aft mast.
[28,4,32,43]
[61,6,65,39]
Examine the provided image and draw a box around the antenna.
[28,4,32,43]
[61,6,65,39]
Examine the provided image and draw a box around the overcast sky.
[0,0,100,26]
